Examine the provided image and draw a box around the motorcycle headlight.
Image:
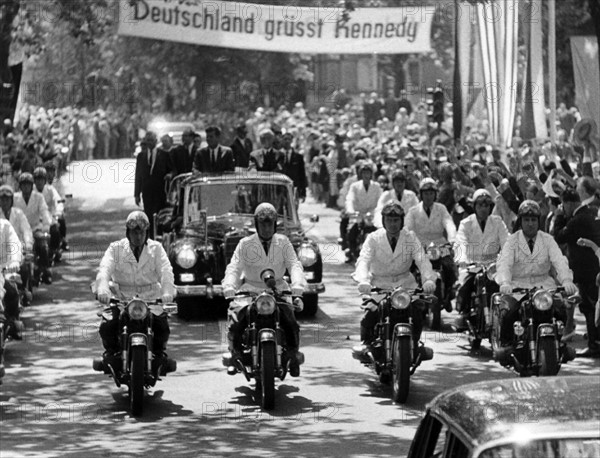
[256,293,276,315]
[176,245,197,269]
[364,212,374,225]
[390,288,411,310]
[533,290,553,311]
[127,299,148,320]
[298,245,318,267]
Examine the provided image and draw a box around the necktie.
[480,219,486,233]
[425,207,431,217]
[262,239,270,256]
[133,246,141,262]
[211,149,216,167]
[389,236,397,252]
[528,238,535,253]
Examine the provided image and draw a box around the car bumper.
[175,282,325,297]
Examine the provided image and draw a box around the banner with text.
[118,0,433,54]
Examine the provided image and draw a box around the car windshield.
[185,182,295,224]
[480,438,600,458]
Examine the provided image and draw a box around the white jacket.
[495,230,573,289]
[405,202,457,246]
[353,228,436,289]
[222,233,306,293]
[0,219,22,268]
[345,180,382,215]
[41,185,64,220]
[454,214,509,265]
[13,191,52,233]
[1,207,33,251]
[373,189,420,228]
[95,238,176,301]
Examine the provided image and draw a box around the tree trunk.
[590,0,600,84]
[0,0,20,120]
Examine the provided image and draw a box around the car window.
[480,439,600,458]
[407,413,447,458]
[187,182,295,221]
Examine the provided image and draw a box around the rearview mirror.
[310,215,319,223]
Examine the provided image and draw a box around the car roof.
[186,171,294,186]
[428,376,600,447]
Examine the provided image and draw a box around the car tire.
[299,294,318,317]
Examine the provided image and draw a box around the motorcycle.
[222,269,303,410]
[490,286,577,376]
[92,298,178,416]
[32,230,51,286]
[352,286,435,403]
[460,262,496,350]
[0,267,25,384]
[345,211,376,263]
[424,242,454,330]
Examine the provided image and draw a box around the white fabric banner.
[570,36,600,132]
[118,0,432,54]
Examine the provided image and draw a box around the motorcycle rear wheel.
[391,336,411,404]
[259,341,276,410]
[129,346,145,416]
[538,337,559,376]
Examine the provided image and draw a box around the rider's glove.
[223,287,236,299]
[358,282,372,295]
[563,282,578,296]
[293,297,304,312]
[291,286,304,297]
[7,261,20,274]
[98,292,111,305]
[161,294,174,303]
[499,284,512,294]
[422,280,436,294]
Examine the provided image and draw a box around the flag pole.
[548,0,557,143]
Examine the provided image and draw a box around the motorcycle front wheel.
[129,346,145,416]
[391,336,411,403]
[429,279,443,331]
[537,337,559,376]
[259,341,276,410]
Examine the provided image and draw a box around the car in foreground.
[156,171,325,316]
[407,375,600,458]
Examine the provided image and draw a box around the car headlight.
[256,293,276,315]
[176,245,197,269]
[533,290,553,311]
[298,245,318,267]
[127,299,148,320]
[390,288,411,310]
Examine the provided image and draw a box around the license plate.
[305,272,314,280]
[180,273,195,283]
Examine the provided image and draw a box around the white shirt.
[495,230,573,289]
[95,238,176,301]
[405,202,456,246]
[41,184,64,219]
[0,219,22,267]
[454,214,509,265]
[373,189,419,228]
[345,180,382,215]
[1,207,33,251]
[353,228,436,289]
[222,233,306,293]
[13,191,52,232]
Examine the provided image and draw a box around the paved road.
[1,160,598,458]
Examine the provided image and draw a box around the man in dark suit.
[134,132,172,237]
[230,123,252,170]
[193,126,235,174]
[554,188,600,357]
[170,128,196,176]
[281,132,307,202]
[249,129,283,172]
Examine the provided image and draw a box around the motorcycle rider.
[222,203,306,377]
[454,189,509,329]
[13,172,53,285]
[0,218,23,340]
[345,161,382,262]
[352,200,437,358]
[0,185,34,306]
[495,200,577,347]
[95,211,176,374]
[405,177,458,312]
[43,161,69,252]
[33,167,63,264]
[373,170,419,228]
